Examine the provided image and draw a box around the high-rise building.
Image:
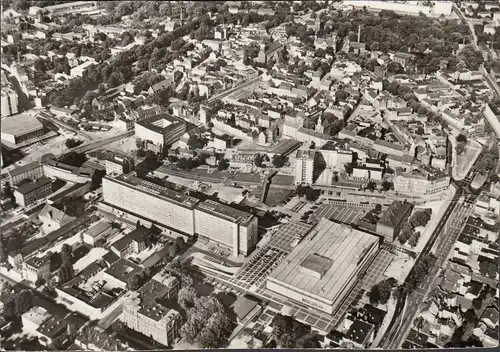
[294,149,315,185]
[102,174,199,235]
[1,88,19,117]
[194,200,258,257]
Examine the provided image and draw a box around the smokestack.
[358,25,361,43]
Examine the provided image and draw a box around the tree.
[381,181,393,192]
[456,142,466,155]
[410,208,432,228]
[305,187,319,201]
[408,231,421,248]
[254,154,263,167]
[5,231,23,254]
[127,274,141,290]
[369,278,397,305]
[366,181,377,192]
[181,296,233,347]
[272,155,288,168]
[0,240,7,263]
[296,184,306,198]
[478,260,498,278]
[2,300,16,318]
[58,260,74,284]
[344,162,353,175]
[61,243,72,263]
[217,159,230,171]
[177,286,198,310]
[187,135,203,150]
[457,134,467,143]
[65,138,83,149]
[15,289,34,317]
[309,141,316,149]
[59,151,87,167]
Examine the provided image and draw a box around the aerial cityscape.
[0,0,499,350]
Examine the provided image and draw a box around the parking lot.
[311,204,367,225]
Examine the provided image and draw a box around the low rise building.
[135,114,186,153]
[376,200,414,242]
[110,225,148,258]
[38,204,76,234]
[7,161,44,186]
[14,177,52,206]
[23,256,50,284]
[1,114,45,146]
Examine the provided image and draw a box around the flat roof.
[268,218,378,302]
[85,221,112,238]
[296,149,315,159]
[1,114,44,138]
[196,199,254,225]
[106,174,199,209]
[15,177,52,195]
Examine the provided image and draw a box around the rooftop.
[1,114,44,138]
[107,173,200,209]
[268,218,379,302]
[104,258,143,283]
[196,199,254,225]
[296,149,316,159]
[377,200,413,229]
[36,315,67,339]
[15,177,52,195]
[7,161,42,178]
[85,220,112,238]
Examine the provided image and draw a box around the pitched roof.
[39,204,76,225]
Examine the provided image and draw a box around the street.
[378,172,477,349]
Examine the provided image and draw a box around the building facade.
[14,177,52,206]
[194,200,258,257]
[294,149,315,185]
[1,88,19,117]
[102,174,199,235]
[23,256,50,284]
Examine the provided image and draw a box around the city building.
[14,177,52,206]
[318,142,353,169]
[103,154,134,175]
[42,1,97,15]
[393,167,450,196]
[121,275,182,347]
[23,256,50,284]
[1,87,19,117]
[21,306,51,337]
[102,173,199,235]
[294,149,315,185]
[483,103,500,138]
[38,204,76,234]
[1,114,45,146]
[7,161,44,186]
[110,225,148,258]
[135,113,186,153]
[83,220,114,246]
[376,200,414,242]
[194,199,258,257]
[266,218,380,314]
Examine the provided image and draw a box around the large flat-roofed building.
[294,149,315,185]
[194,199,258,257]
[393,166,450,196]
[1,87,19,117]
[102,173,199,235]
[1,114,44,145]
[42,1,97,15]
[135,113,186,153]
[319,142,353,169]
[14,177,52,206]
[266,218,379,314]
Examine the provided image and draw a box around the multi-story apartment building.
[393,166,450,196]
[7,161,44,186]
[318,142,353,169]
[194,200,258,257]
[294,149,315,185]
[103,154,134,175]
[1,87,19,117]
[102,174,199,235]
[14,177,52,206]
[23,256,50,284]
[121,275,182,347]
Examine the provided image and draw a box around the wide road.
[71,131,134,154]
[378,172,475,349]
